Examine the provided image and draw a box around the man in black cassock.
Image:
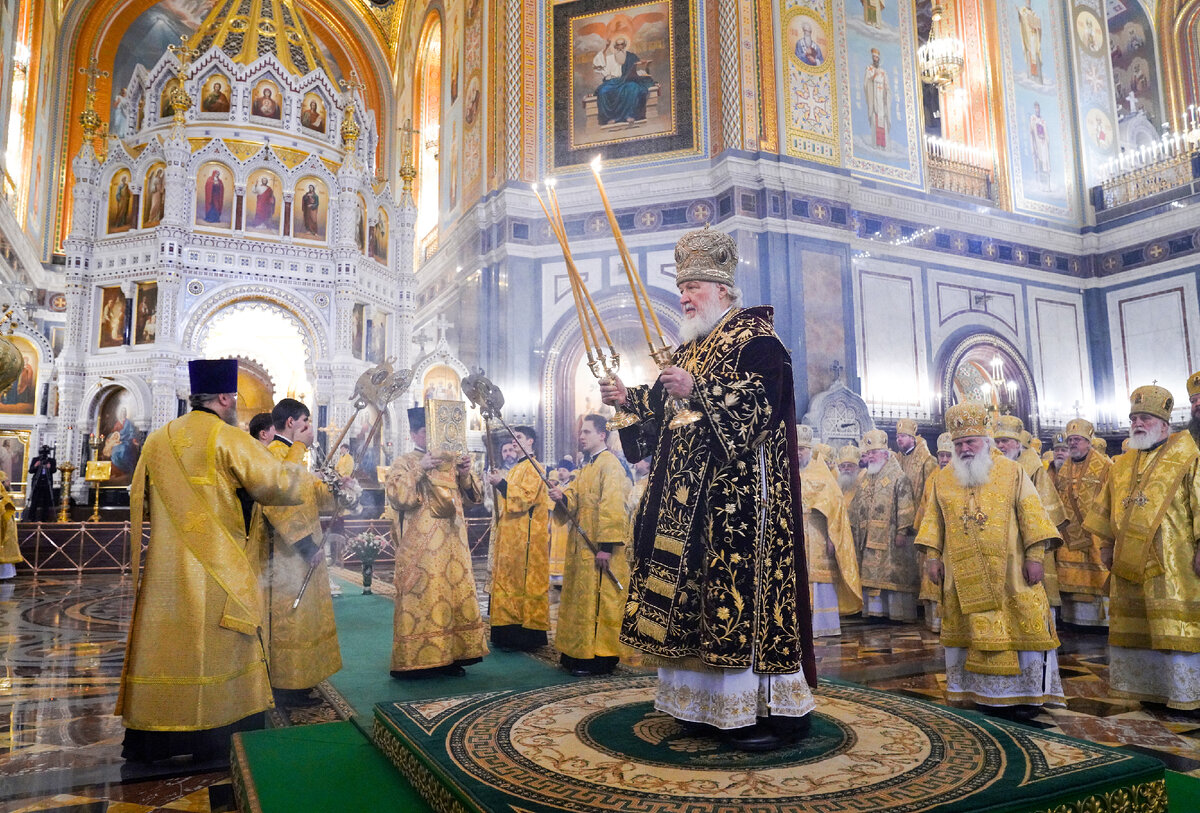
[601,226,816,752]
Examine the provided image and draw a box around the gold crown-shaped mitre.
[991,414,1025,442]
[945,402,989,440]
[1129,385,1174,421]
[675,226,738,287]
[796,424,814,448]
[1064,418,1094,441]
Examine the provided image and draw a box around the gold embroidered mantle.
[801,459,862,614]
[1084,432,1200,652]
[916,456,1060,675]
[1054,449,1112,596]
[851,455,919,593]
[898,438,938,506]
[619,306,815,679]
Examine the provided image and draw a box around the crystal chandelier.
[918,5,964,87]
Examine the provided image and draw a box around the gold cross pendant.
[960,507,988,533]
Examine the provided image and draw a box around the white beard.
[865,460,885,476]
[838,472,858,492]
[679,299,727,343]
[1129,422,1170,450]
[1051,458,1064,470]
[951,451,994,488]
[1003,447,1021,461]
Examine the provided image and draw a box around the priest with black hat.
[117,358,308,767]
[384,404,488,678]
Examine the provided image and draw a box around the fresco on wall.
[998,0,1076,220]
[551,0,698,170]
[250,79,283,120]
[440,3,464,225]
[462,0,484,203]
[836,0,922,186]
[781,0,839,165]
[134,281,158,345]
[300,92,327,133]
[109,0,217,118]
[1107,0,1163,135]
[292,176,328,241]
[1069,1,1119,187]
[98,287,128,349]
[370,208,389,264]
[194,162,233,228]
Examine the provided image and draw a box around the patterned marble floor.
[2,571,1199,812]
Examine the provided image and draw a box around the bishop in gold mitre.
[918,402,1064,716]
[1084,385,1200,710]
[1053,418,1112,627]
[798,425,861,636]
[895,418,937,507]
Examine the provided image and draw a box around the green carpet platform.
[371,675,1167,813]
[231,584,1180,812]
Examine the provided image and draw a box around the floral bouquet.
[348,531,387,594]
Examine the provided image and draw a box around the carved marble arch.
[938,331,1038,434]
[801,381,875,449]
[542,291,683,463]
[180,284,329,361]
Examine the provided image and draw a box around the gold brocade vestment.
[916,456,1060,676]
[489,457,552,632]
[898,439,938,506]
[1083,432,1200,652]
[386,452,488,671]
[1017,447,1068,606]
[556,449,631,661]
[254,439,341,690]
[851,455,918,594]
[801,460,861,613]
[117,410,305,731]
[1054,449,1112,598]
[0,479,18,565]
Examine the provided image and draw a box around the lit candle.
[532,182,598,365]
[546,179,615,352]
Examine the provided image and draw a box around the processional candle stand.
[589,156,701,429]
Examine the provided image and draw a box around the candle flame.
[590,154,603,173]
[545,177,558,188]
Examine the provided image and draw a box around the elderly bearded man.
[837,444,862,501]
[600,227,816,752]
[1054,419,1112,627]
[918,403,1065,718]
[1048,433,1069,485]
[798,425,861,637]
[851,430,919,622]
[1085,385,1200,711]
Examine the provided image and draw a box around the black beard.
[1190,416,1200,436]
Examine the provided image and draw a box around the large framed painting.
[0,337,38,415]
[96,387,143,487]
[0,429,31,489]
[107,168,135,234]
[98,287,128,349]
[195,162,233,228]
[292,176,328,241]
[551,0,698,170]
[245,169,282,236]
[134,281,158,345]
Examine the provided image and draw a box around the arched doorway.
[939,333,1038,432]
[196,300,315,426]
[414,12,442,261]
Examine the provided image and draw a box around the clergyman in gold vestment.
[549,414,631,676]
[852,429,919,621]
[386,406,488,678]
[485,424,552,652]
[117,359,305,764]
[0,477,19,581]
[799,425,861,637]
[255,398,342,707]
[1085,385,1200,710]
[918,402,1064,714]
[1054,418,1112,626]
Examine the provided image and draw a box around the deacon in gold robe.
[919,402,1064,716]
[602,228,816,751]
[1055,419,1112,626]
[1084,385,1200,710]
[994,416,1069,621]
[852,429,919,621]
[386,406,488,678]
[485,425,552,652]
[255,398,342,707]
[1188,370,1200,448]
[548,414,631,676]
[798,425,861,636]
[118,359,305,765]
[0,477,19,580]
[913,432,953,633]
